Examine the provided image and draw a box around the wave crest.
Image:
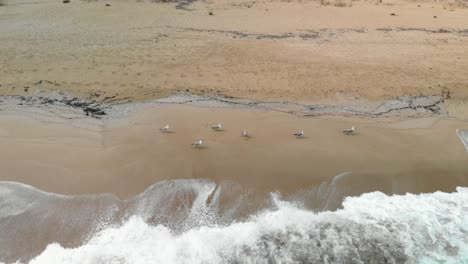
[28,187,468,264]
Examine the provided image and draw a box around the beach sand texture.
[1,0,468,262]
[1,0,468,104]
[0,102,467,198]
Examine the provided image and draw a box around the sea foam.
[27,187,468,264]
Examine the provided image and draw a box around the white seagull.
[343,126,356,135]
[192,139,204,148]
[241,129,250,138]
[159,124,170,133]
[293,130,304,138]
[211,123,223,131]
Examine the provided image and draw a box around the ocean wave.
[0,179,262,262]
[23,186,468,264]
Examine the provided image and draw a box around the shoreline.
[0,92,451,120]
[2,0,468,262]
[1,93,467,199]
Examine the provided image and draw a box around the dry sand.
[1,1,468,263]
[1,0,468,104]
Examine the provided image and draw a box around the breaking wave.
[1,180,468,263]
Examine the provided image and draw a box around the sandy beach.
[1,0,468,262]
[0,97,467,199]
[1,0,468,103]
[1,95,468,262]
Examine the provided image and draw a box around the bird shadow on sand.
[192,145,207,150]
[343,132,359,136]
[160,131,176,134]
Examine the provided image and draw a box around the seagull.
[293,130,304,138]
[159,124,170,133]
[192,139,204,148]
[241,129,250,139]
[343,126,356,135]
[211,123,223,131]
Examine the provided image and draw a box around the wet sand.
[1,0,467,197]
[2,0,468,262]
[1,101,467,199]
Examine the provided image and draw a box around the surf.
[1,179,468,263]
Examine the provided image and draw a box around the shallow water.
[1,177,468,263]
[1,103,468,263]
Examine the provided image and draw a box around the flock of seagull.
[158,123,356,148]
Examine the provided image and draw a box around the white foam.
[28,187,468,264]
[456,129,468,152]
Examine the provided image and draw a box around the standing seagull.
[241,129,250,139]
[293,130,304,138]
[159,124,170,133]
[192,139,204,148]
[342,126,356,135]
[211,123,223,131]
